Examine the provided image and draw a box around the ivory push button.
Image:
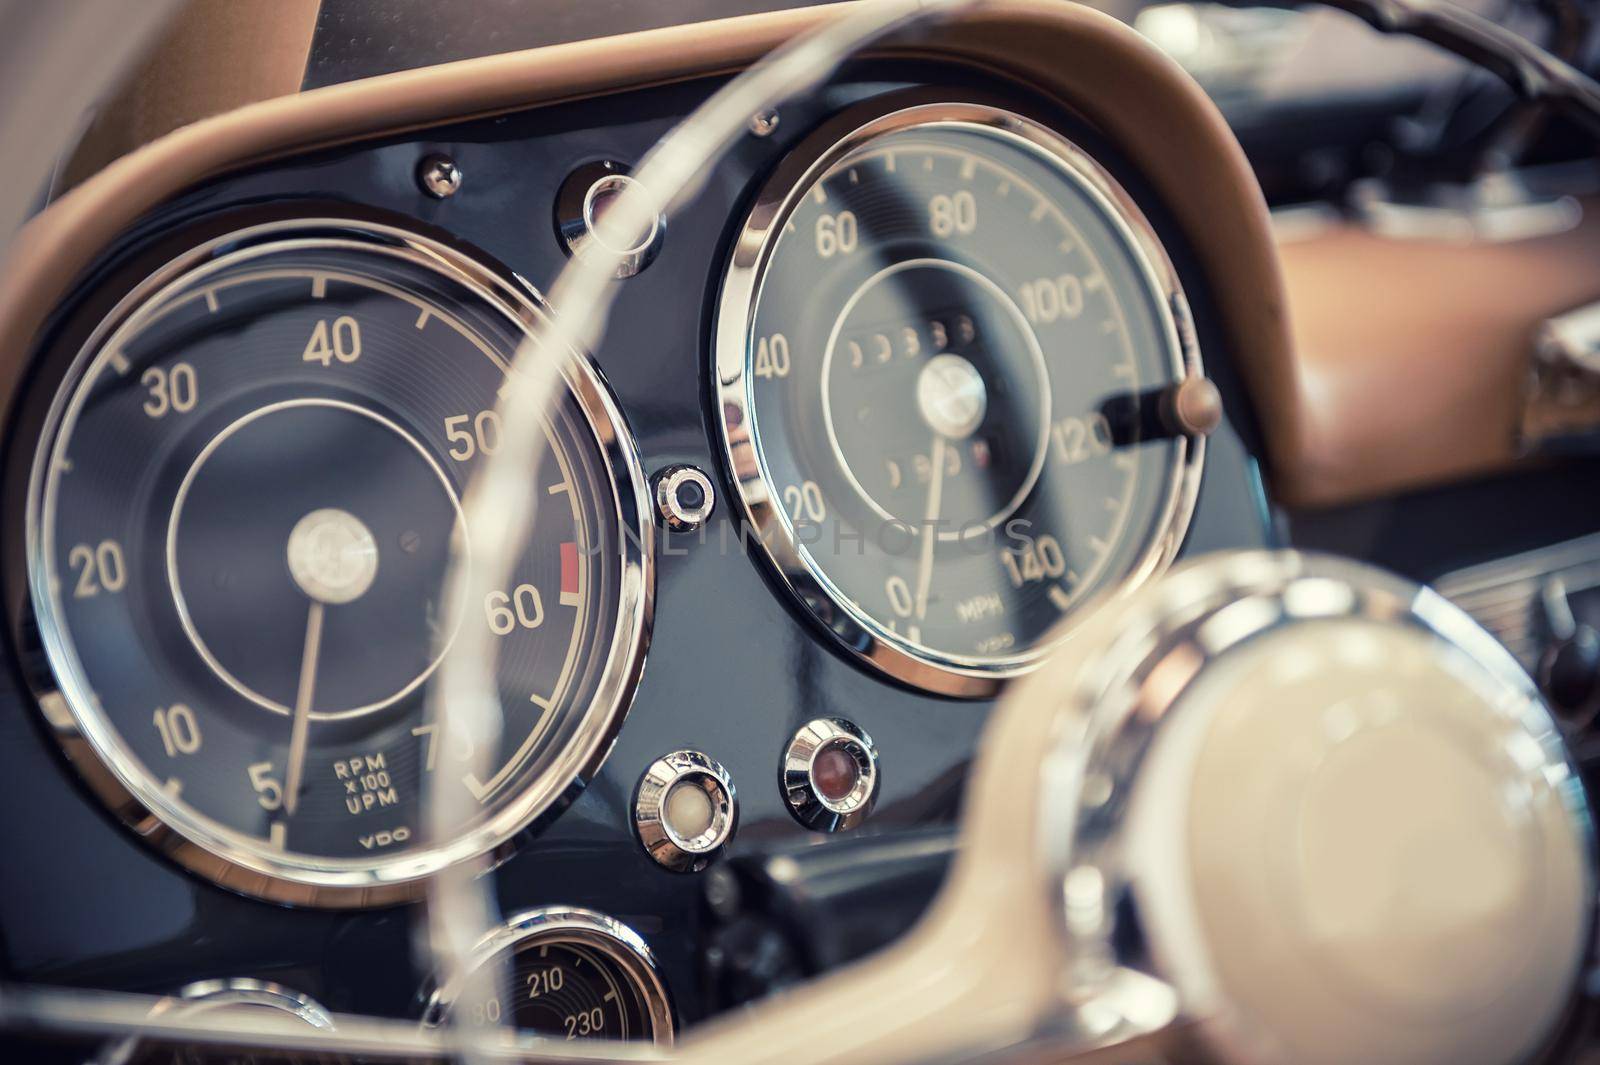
[634,750,736,872]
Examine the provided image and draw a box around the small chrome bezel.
[420,905,674,1044]
[148,979,336,1030]
[20,218,656,908]
[93,977,337,1064]
[633,749,737,872]
[713,96,1206,698]
[780,717,879,832]
[555,162,666,279]
[653,464,717,532]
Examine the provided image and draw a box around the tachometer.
[23,220,652,906]
[715,100,1207,696]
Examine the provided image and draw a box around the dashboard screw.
[748,109,780,137]
[417,154,463,199]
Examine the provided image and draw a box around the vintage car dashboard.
[0,0,1402,1047]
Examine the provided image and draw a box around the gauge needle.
[282,599,324,817]
[914,434,947,621]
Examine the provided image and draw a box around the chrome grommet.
[635,750,736,872]
[653,464,716,531]
[781,718,878,832]
[555,161,665,278]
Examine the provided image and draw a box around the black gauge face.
[428,911,672,1044]
[26,223,651,905]
[457,942,657,1039]
[717,102,1202,694]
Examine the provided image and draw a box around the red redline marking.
[560,541,579,597]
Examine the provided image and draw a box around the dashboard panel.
[0,3,1280,1042]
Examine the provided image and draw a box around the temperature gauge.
[423,908,673,1043]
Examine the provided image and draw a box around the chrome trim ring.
[781,717,879,832]
[653,464,717,532]
[555,162,666,279]
[20,218,656,908]
[713,96,1205,697]
[634,749,737,872]
[420,906,674,1044]
[149,979,336,1030]
[93,978,336,1065]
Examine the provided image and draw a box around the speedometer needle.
[283,600,324,816]
[914,434,947,622]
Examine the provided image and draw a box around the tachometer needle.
[914,434,947,622]
[283,599,324,816]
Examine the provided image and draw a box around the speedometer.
[715,100,1208,696]
[22,220,651,906]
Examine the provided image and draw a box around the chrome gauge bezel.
[420,906,675,1044]
[713,98,1205,697]
[20,218,655,907]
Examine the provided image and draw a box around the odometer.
[715,100,1207,695]
[23,220,652,906]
